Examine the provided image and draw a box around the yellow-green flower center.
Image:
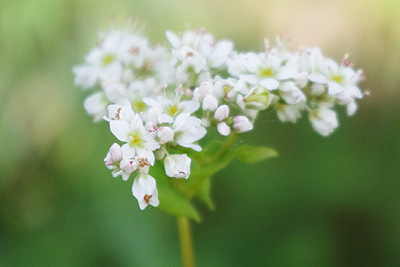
[259,67,274,77]
[331,75,343,84]
[167,104,180,116]
[102,54,115,65]
[132,100,146,113]
[223,85,233,95]
[128,130,144,148]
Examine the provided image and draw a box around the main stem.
[177,133,239,267]
[177,216,194,267]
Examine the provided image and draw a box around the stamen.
[144,194,152,204]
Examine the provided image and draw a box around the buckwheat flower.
[164,154,191,179]
[213,77,249,101]
[275,103,305,123]
[202,95,218,111]
[132,173,159,210]
[193,82,214,101]
[208,41,234,69]
[237,85,276,110]
[119,159,138,181]
[238,49,297,90]
[336,84,363,116]
[233,116,253,133]
[104,143,124,166]
[110,113,160,165]
[172,113,207,151]
[143,95,200,124]
[298,47,327,84]
[308,108,338,136]
[84,92,109,122]
[73,30,125,89]
[279,82,306,105]
[105,101,135,122]
[214,105,229,121]
[104,143,137,181]
[217,122,231,136]
[325,59,360,95]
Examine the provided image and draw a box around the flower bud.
[164,154,191,179]
[217,122,231,136]
[214,105,229,121]
[202,95,218,111]
[233,116,253,133]
[104,143,123,166]
[193,82,213,100]
[157,127,174,143]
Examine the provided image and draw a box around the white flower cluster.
[74,28,364,209]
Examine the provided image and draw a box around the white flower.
[233,116,253,133]
[172,113,207,151]
[217,122,230,136]
[308,108,338,136]
[279,82,306,104]
[84,92,109,122]
[109,114,160,165]
[208,41,234,69]
[236,49,297,90]
[214,105,230,121]
[105,101,135,122]
[73,30,125,89]
[104,143,137,181]
[164,154,191,179]
[275,103,304,123]
[193,82,214,100]
[132,173,159,210]
[143,95,200,124]
[119,159,138,181]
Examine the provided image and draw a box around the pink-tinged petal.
[110,120,130,142]
[217,122,231,136]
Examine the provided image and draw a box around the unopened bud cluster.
[74,27,364,209]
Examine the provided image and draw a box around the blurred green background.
[1,0,400,266]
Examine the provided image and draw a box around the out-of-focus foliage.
[1,0,400,266]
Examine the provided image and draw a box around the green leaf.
[191,150,235,177]
[157,184,200,222]
[235,145,277,164]
[196,176,214,210]
[150,161,200,222]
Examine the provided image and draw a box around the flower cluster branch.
[73,27,364,212]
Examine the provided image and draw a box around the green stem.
[213,132,238,160]
[177,216,194,267]
[185,132,239,199]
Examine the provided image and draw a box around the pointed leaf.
[157,184,200,222]
[150,161,200,222]
[235,145,277,164]
[196,176,214,210]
